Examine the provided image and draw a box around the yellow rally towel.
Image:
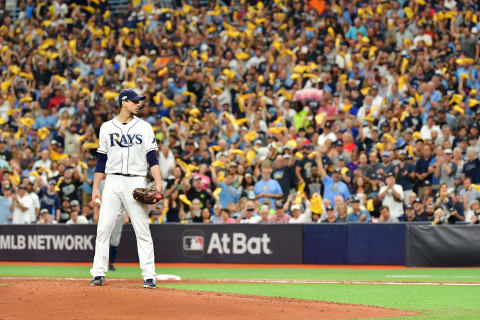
[179,194,192,207]
[310,193,323,214]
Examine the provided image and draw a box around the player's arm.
[90,153,107,207]
[147,150,163,194]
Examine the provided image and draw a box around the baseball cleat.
[143,279,156,289]
[90,276,105,286]
[109,264,116,271]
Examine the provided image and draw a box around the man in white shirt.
[317,121,337,146]
[236,201,262,223]
[158,145,175,179]
[289,204,312,223]
[66,209,89,224]
[32,150,52,171]
[26,181,40,222]
[9,184,34,224]
[420,116,441,141]
[378,172,404,218]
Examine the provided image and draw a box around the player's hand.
[90,189,102,207]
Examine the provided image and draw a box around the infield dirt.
[0,279,417,320]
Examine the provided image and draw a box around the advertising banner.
[0,224,303,264]
[149,224,303,264]
[0,225,97,261]
[406,225,480,267]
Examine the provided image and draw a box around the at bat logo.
[109,133,143,148]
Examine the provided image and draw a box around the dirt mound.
[0,279,416,320]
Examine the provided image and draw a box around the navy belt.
[111,173,144,177]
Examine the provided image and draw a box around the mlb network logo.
[182,230,205,258]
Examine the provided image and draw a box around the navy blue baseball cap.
[118,89,146,104]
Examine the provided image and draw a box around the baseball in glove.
[132,188,165,204]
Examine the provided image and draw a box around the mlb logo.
[182,230,205,258]
[183,236,204,251]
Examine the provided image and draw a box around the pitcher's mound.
[0,279,416,319]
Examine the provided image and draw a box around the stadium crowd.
[1,0,480,226]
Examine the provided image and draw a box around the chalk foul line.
[1,277,480,286]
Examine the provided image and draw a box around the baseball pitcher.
[89,89,163,289]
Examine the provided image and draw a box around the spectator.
[0,183,13,223]
[463,149,480,184]
[236,200,261,224]
[257,205,270,223]
[254,160,283,208]
[399,204,420,222]
[378,172,405,218]
[25,180,40,220]
[165,189,182,223]
[183,198,203,223]
[240,172,256,200]
[58,169,82,202]
[464,199,480,223]
[425,203,436,222]
[9,184,34,224]
[434,184,455,214]
[81,156,96,206]
[272,155,294,201]
[0,139,12,162]
[37,208,55,224]
[321,205,338,223]
[435,149,457,191]
[318,153,351,206]
[377,206,399,223]
[186,176,212,209]
[336,203,348,222]
[460,177,480,209]
[59,199,72,223]
[66,209,89,224]
[268,201,291,224]
[413,198,428,221]
[395,150,415,202]
[211,167,239,209]
[347,198,371,223]
[415,145,434,197]
[289,199,312,223]
[39,179,62,222]
[220,208,235,224]
[210,204,222,224]
[201,208,211,223]
[32,150,52,171]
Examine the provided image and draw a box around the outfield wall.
[0,224,478,266]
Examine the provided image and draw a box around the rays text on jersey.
[109,133,144,148]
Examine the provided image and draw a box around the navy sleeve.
[147,150,159,167]
[95,153,107,173]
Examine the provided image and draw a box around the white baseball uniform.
[90,115,158,280]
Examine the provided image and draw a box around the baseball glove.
[132,188,165,204]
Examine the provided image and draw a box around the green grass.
[0,265,479,283]
[157,283,480,320]
[1,264,479,319]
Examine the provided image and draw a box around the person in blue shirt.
[33,108,57,130]
[211,168,240,209]
[0,183,13,223]
[347,198,371,222]
[317,153,351,206]
[38,180,62,222]
[346,18,367,40]
[82,156,97,204]
[254,160,283,208]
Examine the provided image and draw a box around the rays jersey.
[97,116,158,176]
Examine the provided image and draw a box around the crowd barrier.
[0,224,478,267]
